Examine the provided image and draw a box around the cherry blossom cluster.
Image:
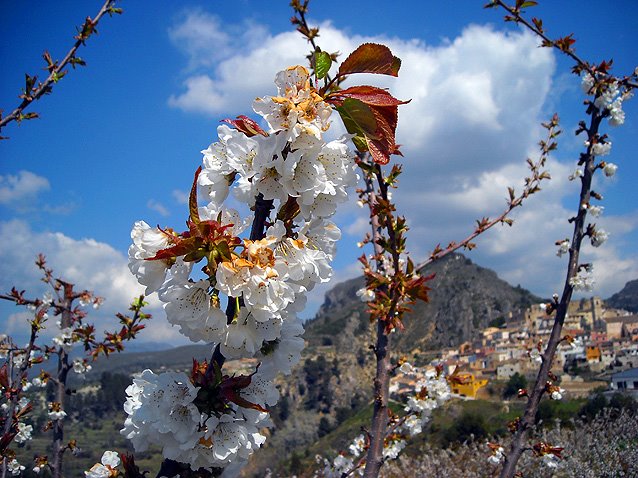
[581,72,632,127]
[316,362,450,477]
[121,369,277,471]
[126,65,357,474]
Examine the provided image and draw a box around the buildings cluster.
[403,297,638,399]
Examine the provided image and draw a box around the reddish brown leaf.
[337,43,401,78]
[220,374,268,413]
[221,115,269,137]
[189,166,202,227]
[146,236,198,262]
[327,85,409,107]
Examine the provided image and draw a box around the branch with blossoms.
[0,255,150,478]
[292,3,572,476]
[0,318,39,477]
[0,0,123,138]
[316,362,452,478]
[478,2,638,477]
[116,39,410,474]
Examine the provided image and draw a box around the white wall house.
[609,368,638,399]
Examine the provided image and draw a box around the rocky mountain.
[606,278,638,312]
[305,253,542,352]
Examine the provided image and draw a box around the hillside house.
[605,315,638,339]
[496,360,521,380]
[449,372,488,399]
[609,368,638,398]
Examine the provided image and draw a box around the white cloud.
[172,189,189,205]
[0,170,50,206]
[168,10,232,69]
[166,11,638,309]
[0,220,186,344]
[147,199,170,217]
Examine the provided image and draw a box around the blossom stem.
[52,282,74,478]
[420,118,559,268]
[362,167,392,478]
[0,323,39,478]
[499,108,603,478]
[249,193,274,241]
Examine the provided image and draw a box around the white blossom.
[128,221,173,294]
[487,446,505,465]
[556,240,570,257]
[551,388,565,400]
[52,327,74,352]
[586,140,611,156]
[590,228,608,247]
[348,434,366,457]
[603,162,618,177]
[570,267,595,291]
[159,279,227,343]
[73,357,92,375]
[587,204,604,217]
[542,453,560,468]
[7,459,25,476]
[581,73,594,94]
[607,97,625,126]
[14,422,33,443]
[594,81,619,110]
[85,451,120,478]
[383,439,407,460]
[48,403,67,421]
[356,287,375,302]
[568,168,583,181]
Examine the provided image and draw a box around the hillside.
[606,278,638,312]
[304,253,542,353]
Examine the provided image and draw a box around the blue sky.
[1,1,637,346]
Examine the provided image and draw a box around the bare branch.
[0,0,122,136]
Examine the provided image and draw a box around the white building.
[609,368,638,399]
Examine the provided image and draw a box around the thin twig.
[418,117,559,269]
[0,0,120,134]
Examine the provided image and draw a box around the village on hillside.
[395,297,638,400]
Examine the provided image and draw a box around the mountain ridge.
[304,252,542,352]
[605,278,638,313]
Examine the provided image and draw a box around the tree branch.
[419,115,559,269]
[0,0,121,135]
[498,103,603,478]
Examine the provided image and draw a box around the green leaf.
[336,98,378,151]
[314,51,332,80]
[337,43,401,78]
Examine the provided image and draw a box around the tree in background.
[503,373,528,400]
